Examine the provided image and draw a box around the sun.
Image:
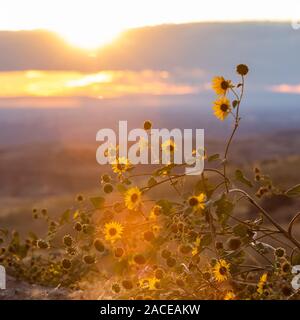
[58,25,123,50]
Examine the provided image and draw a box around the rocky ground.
[0,275,69,300]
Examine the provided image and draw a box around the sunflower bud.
[114,247,124,258]
[166,257,176,268]
[83,255,95,264]
[103,183,113,194]
[112,283,121,293]
[74,222,82,232]
[143,120,152,131]
[236,64,249,76]
[37,239,49,249]
[161,249,171,259]
[227,237,242,250]
[122,280,133,290]
[62,258,72,269]
[94,239,105,252]
[63,235,73,247]
[101,174,111,183]
[144,231,155,242]
[275,247,285,258]
[76,194,84,202]
[155,269,164,280]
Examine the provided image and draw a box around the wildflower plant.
[1,64,300,300]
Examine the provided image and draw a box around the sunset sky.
[1,0,299,48]
[0,0,300,102]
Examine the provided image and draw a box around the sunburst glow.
[0,0,298,49]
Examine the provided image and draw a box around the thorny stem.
[288,212,300,237]
[141,168,228,193]
[223,76,245,192]
[201,172,218,258]
[228,188,300,250]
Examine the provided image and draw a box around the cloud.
[1,22,300,81]
[0,69,204,99]
[269,84,300,94]
[0,30,97,72]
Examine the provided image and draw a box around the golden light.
[0,70,199,99]
[0,0,297,50]
[42,1,129,49]
[57,24,124,50]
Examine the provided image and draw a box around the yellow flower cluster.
[211,77,232,121]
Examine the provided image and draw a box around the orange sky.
[0,70,203,99]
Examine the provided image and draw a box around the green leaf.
[116,184,127,193]
[123,178,132,185]
[230,250,245,266]
[59,209,71,224]
[235,169,253,188]
[200,234,212,248]
[232,100,239,108]
[208,154,220,162]
[147,177,157,188]
[194,178,214,198]
[233,224,248,237]
[156,199,172,215]
[214,194,234,226]
[285,184,300,197]
[90,197,105,209]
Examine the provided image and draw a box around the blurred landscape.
[1,22,300,234]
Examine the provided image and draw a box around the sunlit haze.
[0,0,299,49]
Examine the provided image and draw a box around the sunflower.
[152,224,161,234]
[188,193,206,212]
[124,187,142,210]
[257,273,268,295]
[213,97,232,121]
[112,157,131,175]
[149,205,162,220]
[104,221,124,243]
[212,76,232,95]
[224,291,236,300]
[161,139,176,154]
[213,259,230,282]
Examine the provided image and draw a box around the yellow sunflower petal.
[213,97,231,121]
[213,259,230,282]
[104,221,124,243]
[124,187,142,210]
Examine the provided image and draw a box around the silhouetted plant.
[1,64,300,300]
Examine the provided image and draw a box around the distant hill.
[0,95,300,146]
